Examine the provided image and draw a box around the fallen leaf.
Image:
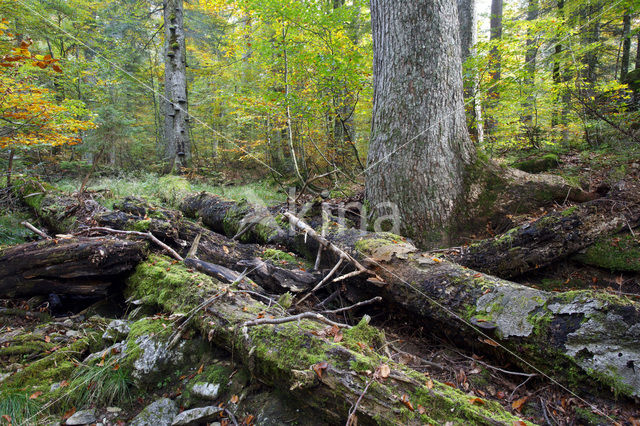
[29,391,42,399]
[230,394,239,404]
[512,422,527,426]
[496,391,506,399]
[44,335,50,343]
[481,338,500,347]
[400,394,414,411]
[425,379,434,389]
[62,407,76,420]
[197,364,204,375]
[112,363,120,371]
[313,361,329,378]
[444,382,457,388]
[1,415,11,424]
[512,396,528,412]
[244,414,255,424]
[223,246,229,254]
[333,330,343,343]
[469,397,485,405]
[60,380,69,388]
[417,405,426,414]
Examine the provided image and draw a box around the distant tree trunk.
[620,12,631,82]
[485,0,503,141]
[583,4,600,85]
[457,0,484,145]
[366,0,475,247]
[636,32,640,70]
[163,0,190,173]
[521,0,539,143]
[551,0,570,133]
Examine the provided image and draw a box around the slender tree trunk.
[457,0,483,145]
[636,32,640,70]
[521,0,539,145]
[5,149,14,188]
[282,24,304,183]
[485,0,503,141]
[366,0,475,248]
[163,0,190,173]
[620,12,631,82]
[583,4,600,85]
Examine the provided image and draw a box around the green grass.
[55,172,285,209]
[0,390,41,426]
[0,211,37,248]
[66,361,133,407]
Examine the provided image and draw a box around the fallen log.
[95,209,317,293]
[126,254,530,425]
[452,196,640,278]
[329,229,640,399]
[0,237,146,297]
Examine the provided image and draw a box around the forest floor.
[2,146,640,425]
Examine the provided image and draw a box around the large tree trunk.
[163,0,190,172]
[0,237,146,298]
[366,0,475,248]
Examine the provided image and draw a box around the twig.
[346,379,373,426]
[186,233,201,259]
[540,397,554,426]
[320,297,382,314]
[509,375,534,401]
[333,269,367,283]
[295,258,344,306]
[457,351,537,378]
[79,226,183,261]
[21,221,50,239]
[242,311,349,328]
[232,290,286,313]
[315,288,341,308]
[224,408,239,426]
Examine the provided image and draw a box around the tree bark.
[452,195,640,278]
[126,255,529,425]
[620,12,631,82]
[521,0,539,138]
[485,0,503,140]
[0,237,146,298]
[163,0,190,172]
[366,0,475,248]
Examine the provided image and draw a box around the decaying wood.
[0,237,146,298]
[127,255,529,425]
[452,196,640,278]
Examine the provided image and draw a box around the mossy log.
[452,197,640,279]
[0,237,146,297]
[96,201,316,293]
[126,254,530,425]
[336,230,640,399]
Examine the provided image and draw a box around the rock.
[63,319,74,327]
[106,407,122,413]
[102,319,130,342]
[190,382,220,400]
[129,398,178,426]
[0,372,11,382]
[83,341,127,364]
[131,335,187,385]
[50,382,62,392]
[171,406,223,426]
[66,330,81,338]
[65,409,96,425]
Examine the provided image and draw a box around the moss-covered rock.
[512,153,559,174]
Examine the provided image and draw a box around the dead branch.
[295,258,344,306]
[242,311,349,329]
[21,221,50,239]
[320,297,382,314]
[79,226,184,261]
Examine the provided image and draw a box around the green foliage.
[67,361,132,408]
[0,211,36,247]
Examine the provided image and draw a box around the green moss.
[574,406,611,425]
[126,255,218,313]
[341,318,386,351]
[561,206,578,217]
[573,233,640,272]
[131,219,151,232]
[261,248,297,264]
[512,153,559,173]
[354,232,405,255]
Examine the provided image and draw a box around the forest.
[1,0,640,424]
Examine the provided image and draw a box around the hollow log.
[0,237,146,297]
[452,196,640,278]
[126,254,530,425]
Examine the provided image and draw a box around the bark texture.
[620,12,631,82]
[163,0,190,171]
[453,195,640,278]
[366,0,475,247]
[0,237,146,297]
[127,254,530,425]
